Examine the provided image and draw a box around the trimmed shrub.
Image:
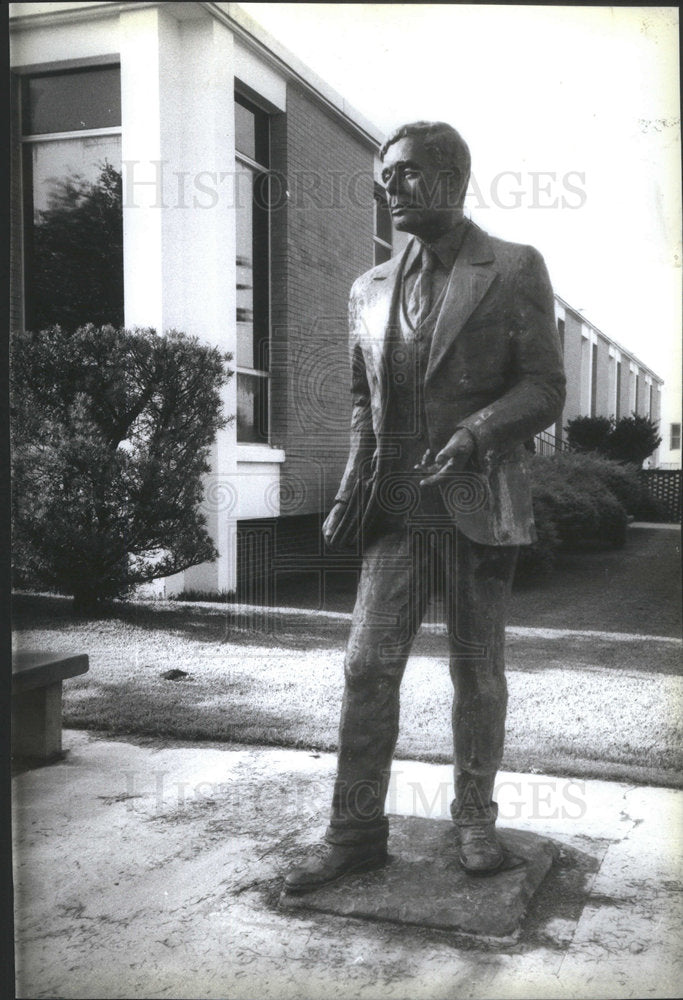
[11,324,232,613]
[605,414,662,466]
[565,415,613,454]
[516,494,561,580]
[553,452,668,521]
[516,452,630,582]
[565,413,662,467]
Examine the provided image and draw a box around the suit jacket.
[332,221,566,547]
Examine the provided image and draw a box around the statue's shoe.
[458,823,505,875]
[283,843,388,894]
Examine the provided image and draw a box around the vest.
[380,270,450,526]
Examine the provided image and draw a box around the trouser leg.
[326,528,431,847]
[446,529,519,825]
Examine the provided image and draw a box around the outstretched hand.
[415,428,476,487]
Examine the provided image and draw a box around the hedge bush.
[11,324,232,613]
[556,452,668,521]
[516,452,639,581]
[565,413,662,466]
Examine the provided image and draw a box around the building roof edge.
[8,1,386,148]
[555,293,663,384]
[206,2,385,148]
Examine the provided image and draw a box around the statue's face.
[380,135,460,240]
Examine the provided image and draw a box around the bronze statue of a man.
[284,121,566,892]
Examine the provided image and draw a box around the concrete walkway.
[12,730,682,999]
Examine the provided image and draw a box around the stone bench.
[12,651,89,761]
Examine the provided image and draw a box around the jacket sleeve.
[457,245,566,459]
[334,285,377,503]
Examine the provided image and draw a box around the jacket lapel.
[364,240,413,411]
[425,224,497,382]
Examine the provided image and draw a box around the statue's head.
[379,121,471,241]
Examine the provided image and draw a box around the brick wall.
[236,513,361,602]
[271,84,376,519]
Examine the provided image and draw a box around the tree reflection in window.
[26,160,123,332]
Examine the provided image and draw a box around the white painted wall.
[10,7,120,69]
[234,37,286,110]
[11,2,292,595]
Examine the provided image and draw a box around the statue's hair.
[379,121,471,203]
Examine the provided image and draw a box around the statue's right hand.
[322,501,348,546]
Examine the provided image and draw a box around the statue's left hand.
[417,428,476,487]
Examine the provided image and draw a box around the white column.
[169,17,237,595]
[119,7,238,594]
[119,6,169,331]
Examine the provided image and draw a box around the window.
[590,342,598,416]
[20,65,123,331]
[580,336,591,414]
[557,317,565,352]
[670,424,681,451]
[235,94,270,444]
[616,361,622,418]
[373,186,392,265]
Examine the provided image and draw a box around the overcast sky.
[241,3,681,419]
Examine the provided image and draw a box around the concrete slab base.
[280,816,558,939]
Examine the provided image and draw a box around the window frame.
[234,91,272,446]
[372,184,393,266]
[19,63,123,332]
[557,317,565,352]
[616,360,622,419]
[670,423,681,451]
[590,342,598,417]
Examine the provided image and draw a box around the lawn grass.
[508,525,681,637]
[12,572,683,787]
[245,526,681,638]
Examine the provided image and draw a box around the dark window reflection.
[22,66,121,135]
[374,242,392,266]
[235,101,256,161]
[237,373,268,443]
[235,94,269,166]
[235,92,270,443]
[24,153,124,331]
[375,190,393,245]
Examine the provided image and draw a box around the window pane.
[374,242,392,266]
[235,159,269,371]
[375,191,393,245]
[590,343,598,416]
[616,362,622,418]
[235,96,269,165]
[557,317,565,351]
[235,161,255,368]
[237,372,268,443]
[235,100,256,160]
[24,135,123,330]
[23,66,121,135]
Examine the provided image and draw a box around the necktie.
[407,246,439,331]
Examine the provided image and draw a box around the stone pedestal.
[12,683,64,759]
[281,816,557,940]
[12,651,89,761]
